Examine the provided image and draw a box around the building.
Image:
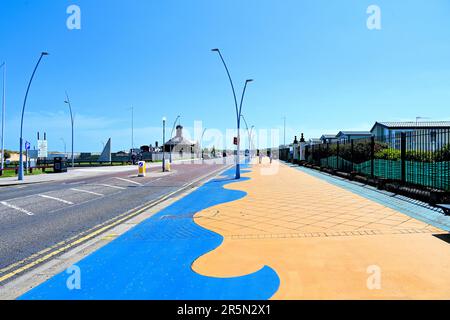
[370,121,450,150]
[336,131,373,143]
[320,134,338,144]
[370,121,450,138]
[308,138,322,146]
[164,125,198,156]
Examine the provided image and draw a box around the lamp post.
[169,115,180,163]
[162,117,166,172]
[18,52,48,181]
[282,116,286,147]
[64,91,75,168]
[0,62,5,172]
[201,128,207,162]
[60,138,67,155]
[211,48,253,179]
[130,106,134,152]
[240,114,254,159]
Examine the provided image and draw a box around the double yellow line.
[0,165,230,284]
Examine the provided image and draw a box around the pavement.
[5,158,450,299]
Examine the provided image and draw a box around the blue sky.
[1,0,450,152]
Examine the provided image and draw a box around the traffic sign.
[25,141,31,150]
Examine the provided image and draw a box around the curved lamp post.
[1,62,5,172]
[169,115,180,163]
[200,128,207,162]
[64,91,75,168]
[240,114,254,158]
[162,117,166,172]
[18,52,48,181]
[211,48,253,179]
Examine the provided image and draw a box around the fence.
[304,130,450,191]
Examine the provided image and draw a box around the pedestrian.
[259,151,263,164]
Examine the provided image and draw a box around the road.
[0,160,229,283]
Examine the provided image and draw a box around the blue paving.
[20,165,280,300]
[292,164,450,232]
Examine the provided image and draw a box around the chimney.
[176,125,183,138]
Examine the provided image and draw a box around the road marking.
[39,195,74,205]
[70,188,104,197]
[94,184,126,190]
[0,165,232,284]
[0,201,34,216]
[114,177,142,186]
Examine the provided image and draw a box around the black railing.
[304,129,450,191]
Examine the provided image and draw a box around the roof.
[336,131,372,137]
[320,134,337,139]
[371,121,450,131]
[164,136,196,146]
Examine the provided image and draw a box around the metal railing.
[304,129,450,191]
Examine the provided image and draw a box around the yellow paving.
[193,159,450,299]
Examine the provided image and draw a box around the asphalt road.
[0,161,229,282]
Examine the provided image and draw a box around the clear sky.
[1,0,450,152]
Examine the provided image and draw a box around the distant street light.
[60,138,67,155]
[64,91,75,168]
[240,114,254,158]
[18,52,48,181]
[162,117,166,172]
[0,62,5,172]
[129,106,134,152]
[169,115,180,163]
[201,128,207,162]
[211,48,253,179]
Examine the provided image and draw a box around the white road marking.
[0,201,34,216]
[70,188,104,196]
[39,194,74,205]
[95,184,126,190]
[114,177,142,186]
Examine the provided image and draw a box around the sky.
[1,0,450,152]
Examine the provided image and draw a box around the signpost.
[25,141,30,171]
[38,139,48,158]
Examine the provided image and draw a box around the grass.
[0,167,54,179]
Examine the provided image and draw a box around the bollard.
[138,161,146,177]
[165,162,171,172]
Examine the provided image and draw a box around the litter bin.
[53,157,68,173]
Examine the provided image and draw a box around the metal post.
[1,62,5,172]
[336,141,340,170]
[401,132,406,184]
[212,48,253,179]
[162,117,166,172]
[370,136,375,178]
[19,52,48,181]
[350,139,354,172]
[169,115,180,163]
[64,91,75,168]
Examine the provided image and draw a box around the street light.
[200,128,207,162]
[211,48,253,179]
[169,115,180,163]
[162,117,167,172]
[0,62,5,172]
[18,52,48,181]
[240,114,254,158]
[60,138,67,155]
[64,91,75,168]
